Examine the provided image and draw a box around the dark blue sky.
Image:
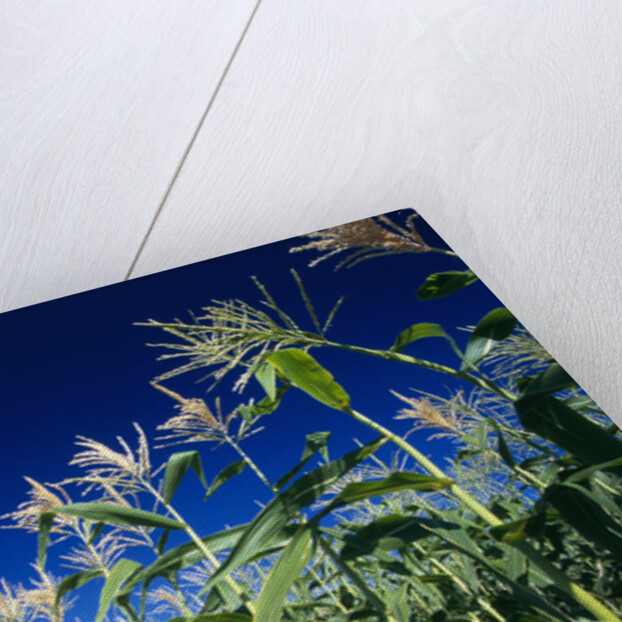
[0,210,504,619]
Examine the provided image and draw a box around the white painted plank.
[132,0,622,422]
[0,0,256,312]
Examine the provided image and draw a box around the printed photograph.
[1,210,621,622]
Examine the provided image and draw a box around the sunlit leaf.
[266,349,351,411]
[55,569,103,611]
[237,384,290,422]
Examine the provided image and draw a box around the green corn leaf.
[316,535,387,614]
[198,581,248,618]
[255,526,315,622]
[88,521,105,544]
[515,395,622,474]
[37,513,55,568]
[266,349,351,411]
[563,456,622,483]
[276,431,331,489]
[200,436,386,594]
[490,514,546,544]
[487,419,516,467]
[53,503,185,529]
[337,513,570,621]
[417,269,478,300]
[55,569,103,611]
[406,516,571,621]
[163,450,209,504]
[461,308,517,371]
[96,558,141,622]
[302,430,331,462]
[519,363,576,400]
[237,383,290,422]
[390,322,460,358]
[543,483,622,559]
[322,472,454,514]
[205,460,246,500]
[39,504,184,567]
[254,360,277,401]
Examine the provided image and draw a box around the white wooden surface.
[0,0,256,310]
[1,1,620,422]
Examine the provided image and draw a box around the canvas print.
[1,209,621,622]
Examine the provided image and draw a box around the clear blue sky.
[0,210,504,619]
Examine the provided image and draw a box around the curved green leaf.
[417,269,478,300]
[461,308,517,371]
[255,526,314,622]
[164,450,209,504]
[39,503,185,567]
[323,472,453,514]
[266,349,350,411]
[390,322,461,359]
[339,514,443,560]
[519,364,576,400]
[96,558,141,622]
[121,523,248,597]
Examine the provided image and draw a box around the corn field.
[2,214,621,622]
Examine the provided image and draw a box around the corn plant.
[2,214,621,622]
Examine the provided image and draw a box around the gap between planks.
[124,0,264,281]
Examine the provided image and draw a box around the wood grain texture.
[133,0,622,422]
[0,0,256,312]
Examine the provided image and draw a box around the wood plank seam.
[124,0,265,281]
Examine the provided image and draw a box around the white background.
[1,1,620,422]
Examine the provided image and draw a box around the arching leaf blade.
[266,349,350,411]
